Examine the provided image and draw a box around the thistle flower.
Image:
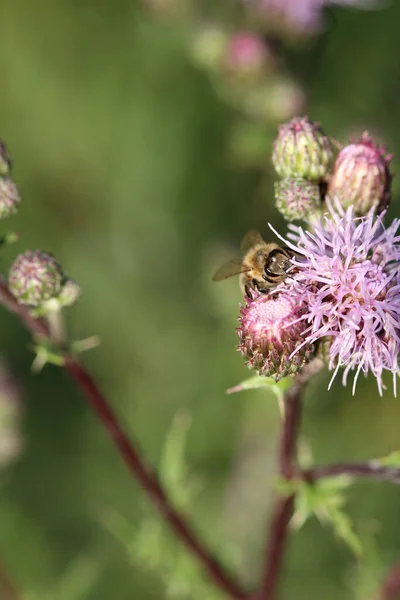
[327,132,392,215]
[271,200,400,394]
[237,291,315,381]
[275,176,321,221]
[272,116,334,181]
[9,250,64,307]
[0,177,21,220]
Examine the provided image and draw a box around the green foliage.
[348,532,384,600]
[24,557,100,600]
[278,475,362,557]
[102,413,238,600]
[226,374,293,398]
[377,451,400,468]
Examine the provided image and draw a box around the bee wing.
[240,230,265,254]
[212,259,251,282]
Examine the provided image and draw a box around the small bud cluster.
[272,117,393,221]
[0,142,21,220]
[0,142,83,363]
[272,116,333,221]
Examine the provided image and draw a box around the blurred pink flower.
[246,0,380,34]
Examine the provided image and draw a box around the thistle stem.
[374,561,400,600]
[258,359,323,600]
[304,462,400,485]
[0,277,247,600]
[0,558,19,600]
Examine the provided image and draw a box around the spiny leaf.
[276,475,362,556]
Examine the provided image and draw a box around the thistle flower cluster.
[236,116,399,394]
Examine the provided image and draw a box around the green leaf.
[226,374,293,399]
[100,412,237,600]
[283,476,362,557]
[159,411,202,506]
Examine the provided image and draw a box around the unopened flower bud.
[225,32,271,78]
[327,132,392,215]
[9,250,64,307]
[237,292,315,381]
[0,142,11,176]
[275,176,320,221]
[0,177,21,219]
[272,116,334,181]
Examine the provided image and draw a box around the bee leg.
[244,284,253,298]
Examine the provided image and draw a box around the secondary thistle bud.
[327,132,392,215]
[0,142,11,176]
[0,177,21,220]
[237,291,315,381]
[272,116,334,181]
[275,176,320,221]
[9,250,64,307]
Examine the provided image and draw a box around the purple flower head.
[271,200,400,395]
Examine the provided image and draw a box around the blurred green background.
[1,0,400,598]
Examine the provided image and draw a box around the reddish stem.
[305,463,400,485]
[0,559,19,600]
[372,561,400,600]
[259,359,324,600]
[381,563,400,600]
[0,278,247,599]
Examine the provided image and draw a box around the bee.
[212,230,294,297]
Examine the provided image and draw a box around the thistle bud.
[225,32,271,78]
[327,132,392,215]
[0,177,21,220]
[0,142,11,176]
[9,250,64,307]
[272,116,334,181]
[275,176,320,221]
[237,291,315,381]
